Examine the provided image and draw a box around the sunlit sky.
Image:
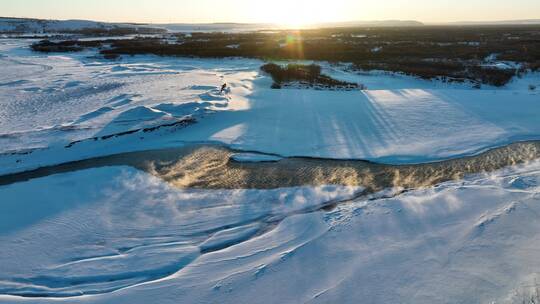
[2,0,540,26]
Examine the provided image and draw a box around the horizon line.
[2,15,540,26]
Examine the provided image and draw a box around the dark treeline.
[31,25,540,86]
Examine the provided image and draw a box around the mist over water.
[2,142,540,193]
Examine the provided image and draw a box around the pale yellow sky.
[2,0,539,25]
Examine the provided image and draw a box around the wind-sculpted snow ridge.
[0,161,540,303]
[0,166,362,298]
[0,39,260,155]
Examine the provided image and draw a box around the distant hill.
[441,19,540,26]
[6,16,538,35]
[0,17,164,34]
[1,17,426,34]
[316,20,425,28]
[152,20,425,33]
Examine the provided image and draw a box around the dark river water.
[1,141,539,194]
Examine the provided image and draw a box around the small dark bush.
[261,63,322,84]
[31,39,105,53]
[31,40,83,52]
[261,63,359,90]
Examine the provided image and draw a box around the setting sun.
[251,0,347,28]
[252,1,342,28]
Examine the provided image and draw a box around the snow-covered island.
[1,21,540,304]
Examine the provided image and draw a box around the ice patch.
[231,153,283,163]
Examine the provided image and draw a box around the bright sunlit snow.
[1,39,540,176]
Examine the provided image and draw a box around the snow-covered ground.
[1,38,540,175]
[0,39,260,159]
[2,38,540,303]
[0,159,539,303]
[0,165,362,299]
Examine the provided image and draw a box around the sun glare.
[251,0,345,28]
[274,7,314,28]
